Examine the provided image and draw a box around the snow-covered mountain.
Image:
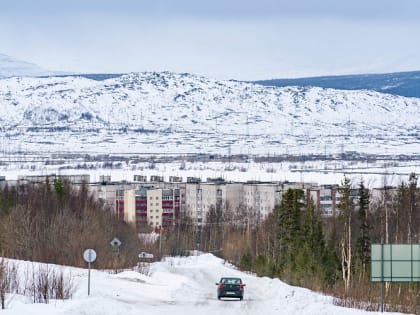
[0,53,59,78]
[0,72,419,156]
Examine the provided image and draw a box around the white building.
[185,180,242,224]
[242,182,283,221]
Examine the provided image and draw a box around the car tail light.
[218,284,224,289]
[239,284,244,291]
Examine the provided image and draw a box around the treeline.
[0,180,141,269]
[159,173,420,313]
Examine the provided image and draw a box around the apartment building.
[2,171,381,227]
[242,182,282,221]
[133,174,187,220]
[90,181,132,212]
[94,175,321,225]
[123,186,180,228]
[17,174,90,184]
[147,188,180,228]
[185,179,242,224]
[307,184,340,217]
[124,187,148,224]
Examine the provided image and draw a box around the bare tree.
[337,176,354,293]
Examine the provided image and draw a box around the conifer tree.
[275,188,304,280]
[408,172,418,242]
[356,179,370,278]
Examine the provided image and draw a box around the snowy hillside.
[0,72,419,157]
[1,254,403,315]
[0,53,58,78]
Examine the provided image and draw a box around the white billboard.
[371,244,420,282]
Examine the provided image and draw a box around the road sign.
[83,248,97,296]
[83,249,97,263]
[139,252,154,259]
[110,238,122,248]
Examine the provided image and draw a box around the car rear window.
[221,278,241,284]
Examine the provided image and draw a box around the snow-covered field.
[1,254,405,315]
[1,155,419,188]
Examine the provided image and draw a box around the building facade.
[122,186,180,228]
[185,180,242,224]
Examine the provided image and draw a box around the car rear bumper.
[218,291,244,298]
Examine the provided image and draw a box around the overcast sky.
[1,0,420,80]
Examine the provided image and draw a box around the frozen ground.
[1,254,405,315]
[1,155,419,188]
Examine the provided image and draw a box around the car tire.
[217,296,221,300]
[240,297,243,301]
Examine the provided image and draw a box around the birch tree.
[337,176,354,292]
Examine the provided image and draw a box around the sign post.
[138,252,154,274]
[110,237,122,273]
[110,237,122,254]
[83,249,97,296]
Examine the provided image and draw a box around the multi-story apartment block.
[242,181,283,221]
[3,171,384,226]
[185,179,242,224]
[90,181,133,212]
[124,187,149,224]
[123,187,180,228]
[147,188,180,228]
[17,174,90,185]
[307,184,340,217]
[306,184,371,217]
[116,186,125,220]
[370,186,398,204]
[96,176,321,225]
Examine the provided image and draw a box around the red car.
[216,277,246,300]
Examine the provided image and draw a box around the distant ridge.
[0,71,419,156]
[51,73,125,81]
[0,53,61,78]
[253,70,420,98]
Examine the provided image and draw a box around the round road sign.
[83,249,97,263]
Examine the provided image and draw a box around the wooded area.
[0,180,141,269]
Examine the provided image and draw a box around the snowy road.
[2,254,405,315]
